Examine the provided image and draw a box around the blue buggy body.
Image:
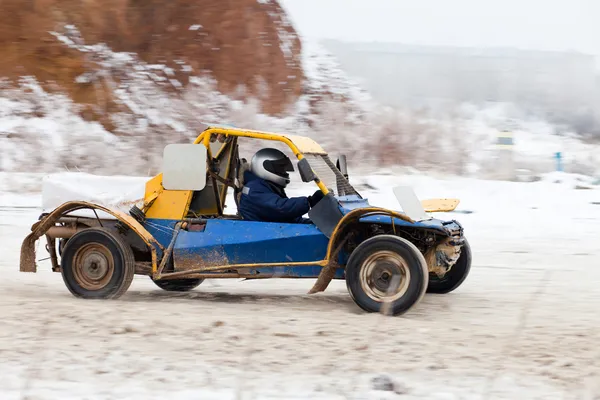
[143,194,462,280]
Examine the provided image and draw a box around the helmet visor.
[264,157,294,178]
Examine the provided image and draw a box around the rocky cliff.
[0,0,303,129]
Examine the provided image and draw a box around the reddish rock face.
[0,0,303,118]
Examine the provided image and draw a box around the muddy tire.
[60,228,135,299]
[152,278,204,292]
[345,235,428,316]
[427,238,472,294]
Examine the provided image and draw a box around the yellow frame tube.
[194,128,330,195]
[156,260,328,280]
[219,137,237,205]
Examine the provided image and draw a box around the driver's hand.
[308,190,324,207]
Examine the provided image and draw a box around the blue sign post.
[555,152,563,172]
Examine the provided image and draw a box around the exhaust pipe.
[46,226,78,238]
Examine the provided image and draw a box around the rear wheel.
[60,228,135,299]
[345,235,428,316]
[427,238,472,294]
[152,278,204,292]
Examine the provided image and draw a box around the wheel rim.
[359,250,410,302]
[72,243,115,290]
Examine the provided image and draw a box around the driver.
[239,148,324,223]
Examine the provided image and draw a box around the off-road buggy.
[20,125,471,315]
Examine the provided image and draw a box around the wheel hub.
[372,263,395,292]
[72,243,115,290]
[82,254,109,280]
[360,250,410,302]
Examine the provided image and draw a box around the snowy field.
[1,172,600,399]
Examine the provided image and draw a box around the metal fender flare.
[308,207,415,294]
[20,201,163,274]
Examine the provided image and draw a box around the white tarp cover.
[42,172,149,219]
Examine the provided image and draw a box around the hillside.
[1,1,599,179]
[0,0,305,128]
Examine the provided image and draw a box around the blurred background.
[0,0,599,179]
[2,2,600,399]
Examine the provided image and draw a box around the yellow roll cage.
[195,126,330,194]
[142,126,332,221]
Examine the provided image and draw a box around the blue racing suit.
[239,171,312,223]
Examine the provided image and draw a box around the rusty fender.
[20,201,163,273]
[308,207,415,294]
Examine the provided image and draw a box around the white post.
[495,130,515,181]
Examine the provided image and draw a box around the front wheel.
[345,235,429,316]
[60,228,135,299]
[427,238,472,294]
[151,278,204,292]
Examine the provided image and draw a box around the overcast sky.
[281,0,600,58]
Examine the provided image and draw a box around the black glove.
[308,190,324,207]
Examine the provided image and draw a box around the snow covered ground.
[1,171,599,399]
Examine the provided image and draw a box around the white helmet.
[250,148,294,187]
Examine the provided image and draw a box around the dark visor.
[264,157,294,174]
